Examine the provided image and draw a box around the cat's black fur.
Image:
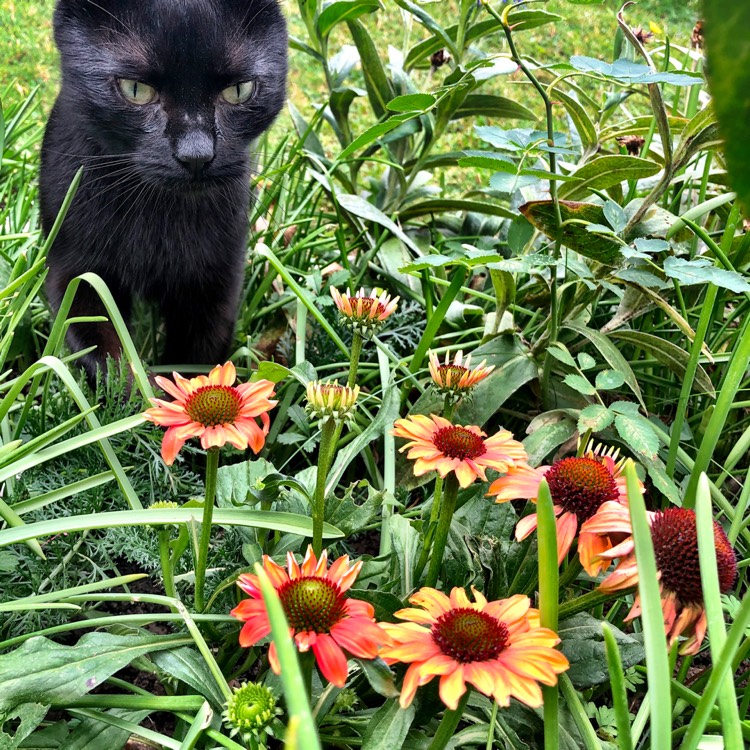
[40,0,287,381]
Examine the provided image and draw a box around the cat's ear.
[55,0,127,26]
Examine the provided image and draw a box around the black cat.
[40,0,288,381]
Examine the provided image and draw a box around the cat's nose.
[175,131,214,176]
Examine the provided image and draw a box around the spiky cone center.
[432,608,510,663]
[184,385,242,427]
[545,457,619,522]
[278,576,347,633]
[224,682,277,735]
[149,500,179,510]
[306,381,359,423]
[651,508,737,605]
[435,364,469,389]
[433,426,486,461]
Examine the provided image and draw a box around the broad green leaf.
[452,94,535,122]
[215,457,277,508]
[704,1,750,218]
[523,416,577,466]
[663,256,750,293]
[566,324,645,409]
[555,89,597,150]
[346,19,394,119]
[560,156,661,201]
[354,658,400,699]
[150,648,225,709]
[506,8,563,30]
[325,481,383,536]
[595,369,625,390]
[563,373,596,396]
[558,614,644,689]
[252,361,291,384]
[0,703,48,750]
[520,201,624,265]
[570,56,703,86]
[0,634,188,713]
[578,404,614,433]
[614,413,660,459]
[336,193,420,254]
[609,330,715,396]
[361,698,415,750]
[673,105,722,171]
[385,93,435,112]
[317,0,381,38]
[64,710,150,750]
[398,198,515,221]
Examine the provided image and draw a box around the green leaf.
[336,193,420,255]
[398,198,515,221]
[559,613,644,689]
[563,373,596,396]
[663,256,750,293]
[385,93,435,112]
[505,9,563,31]
[317,0,381,38]
[361,698,415,750]
[520,201,623,264]
[614,414,660,459]
[704,2,750,218]
[566,324,645,409]
[560,156,661,201]
[595,369,625,390]
[325,481,383,536]
[578,404,614,433]
[523,416,577,466]
[452,94,535,121]
[150,648,225,709]
[354,658,400,699]
[555,90,597,150]
[215,457,277,507]
[0,634,188,713]
[570,56,703,86]
[0,703,48,750]
[346,19,394,119]
[608,330,715,396]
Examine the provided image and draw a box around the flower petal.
[312,633,349,687]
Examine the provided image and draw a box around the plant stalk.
[313,420,338,556]
[194,446,220,613]
[425,473,459,588]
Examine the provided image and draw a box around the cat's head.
[53,0,287,188]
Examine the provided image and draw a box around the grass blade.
[602,623,635,750]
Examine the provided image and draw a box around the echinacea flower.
[584,505,737,654]
[305,380,360,426]
[392,414,527,488]
[231,547,389,687]
[379,587,568,710]
[222,681,280,745]
[144,362,277,465]
[487,446,639,573]
[330,287,399,338]
[428,350,494,398]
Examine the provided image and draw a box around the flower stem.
[194,446,220,613]
[428,690,471,750]
[425,473,459,588]
[300,650,315,701]
[558,588,620,621]
[313,420,338,557]
[158,529,177,600]
[347,333,364,388]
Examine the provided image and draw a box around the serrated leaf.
[595,369,625,390]
[577,352,596,370]
[150,648,225,709]
[614,413,660,459]
[548,343,577,368]
[578,404,614,433]
[354,658,400,698]
[663,256,750,293]
[563,373,596,395]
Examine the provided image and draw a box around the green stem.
[300,650,315,701]
[194,446,220,613]
[158,529,177,600]
[313,420,338,557]
[425,473,459,588]
[486,700,499,750]
[428,690,471,750]
[348,333,364,388]
[558,589,620,621]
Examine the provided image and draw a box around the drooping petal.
[556,511,579,564]
[312,633,349,687]
[237,614,271,647]
[160,426,189,465]
[438,664,467,711]
[331,618,387,659]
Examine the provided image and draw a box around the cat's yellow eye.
[221,81,255,105]
[118,79,158,105]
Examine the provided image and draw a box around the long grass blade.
[602,623,635,750]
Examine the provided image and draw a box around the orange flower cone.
[231,547,390,687]
[379,587,568,710]
[584,505,738,654]
[144,362,277,465]
[392,414,527,488]
[487,446,639,574]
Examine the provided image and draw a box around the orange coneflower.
[428,350,494,397]
[487,446,638,574]
[583,505,738,654]
[330,287,399,337]
[143,362,277,465]
[392,414,527,488]
[379,587,568,710]
[231,547,389,687]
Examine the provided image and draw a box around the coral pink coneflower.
[330,287,399,338]
[231,547,389,687]
[392,414,527,489]
[584,505,737,655]
[379,587,568,710]
[143,362,277,465]
[487,446,639,574]
[428,350,494,397]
